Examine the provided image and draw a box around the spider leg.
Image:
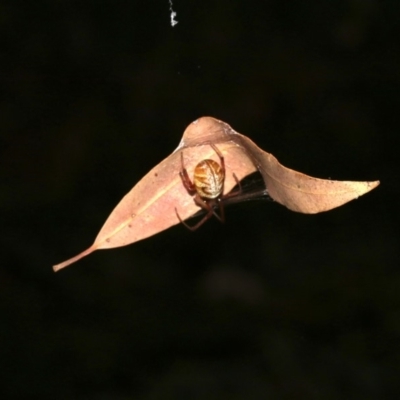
[216,198,225,223]
[222,172,242,199]
[175,204,214,231]
[179,151,196,194]
[194,195,225,224]
[210,143,225,177]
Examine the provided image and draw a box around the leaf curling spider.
[175,143,241,231]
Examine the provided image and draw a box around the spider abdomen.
[194,159,224,199]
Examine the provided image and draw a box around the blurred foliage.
[1,0,398,399]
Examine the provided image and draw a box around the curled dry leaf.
[53,116,379,271]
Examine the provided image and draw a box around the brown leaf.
[230,133,380,213]
[53,117,379,271]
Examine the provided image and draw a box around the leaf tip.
[360,180,380,196]
[371,180,380,189]
[53,263,66,273]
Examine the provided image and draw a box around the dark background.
[1,1,398,399]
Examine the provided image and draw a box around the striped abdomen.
[193,159,224,199]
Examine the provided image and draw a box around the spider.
[175,143,241,231]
